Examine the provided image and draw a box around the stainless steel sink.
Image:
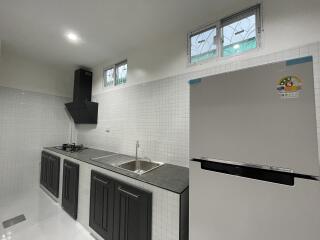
[115,159,164,175]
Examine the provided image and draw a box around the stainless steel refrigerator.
[189,56,320,240]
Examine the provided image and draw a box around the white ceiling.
[0,0,253,68]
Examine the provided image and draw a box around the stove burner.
[57,143,86,152]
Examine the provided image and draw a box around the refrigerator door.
[189,160,320,240]
[190,57,319,176]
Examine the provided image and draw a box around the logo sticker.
[276,76,302,98]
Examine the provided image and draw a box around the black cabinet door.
[113,181,152,240]
[62,160,79,219]
[40,152,47,187]
[41,152,51,189]
[47,158,54,192]
[50,155,60,198]
[40,151,60,198]
[89,171,115,240]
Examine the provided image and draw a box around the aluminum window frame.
[103,66,115,88]
[102,59,128,88]
[220,4,261,57]
[115,60,128,86]
[187,23,219,64]
[187,4,262,64]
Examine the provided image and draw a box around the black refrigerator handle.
[193,159,317,186]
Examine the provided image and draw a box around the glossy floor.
[0,188,94,240]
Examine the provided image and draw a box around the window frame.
[187,4,262,64]
[221,5,261,57]
[103,59,128,88]
[188,23,218,64]
[115,60,128,86]
[103,66,115,88]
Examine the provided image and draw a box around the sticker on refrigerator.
[276,76,302,98]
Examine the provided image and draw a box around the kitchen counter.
[44,147,189,194]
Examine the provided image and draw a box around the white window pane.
[222,14,257,56]
[104,68,114,87]
[115,62,127,85]
[190,27,216,63]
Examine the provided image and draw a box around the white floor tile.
[0,189,94,240]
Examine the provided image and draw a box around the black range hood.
[65,69,98,124]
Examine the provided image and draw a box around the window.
[190,26,217,64]
[115,61,127,86]
[188,4,261,63]
[103,67,114,87]
[221,7,259,57]
[103,60,127,88]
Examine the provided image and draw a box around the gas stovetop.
[55,143,87,152]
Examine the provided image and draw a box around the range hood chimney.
[65,69,98,124]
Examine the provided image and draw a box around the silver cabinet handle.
[93,176,109,185]
[64,164,72,169]
[118,187,139,199]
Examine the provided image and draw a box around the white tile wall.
[0,86,73,201]
[77,78,190,167]
[77,42,320,168]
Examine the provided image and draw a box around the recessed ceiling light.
[65,31,81,44]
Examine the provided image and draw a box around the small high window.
[103,67,114,87]
[115,61,127,86]
[188,4,261,63]
[103,60,127,88]
[221,7,259,57]
[190,26,217,64]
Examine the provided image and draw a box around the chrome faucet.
[135,140,140,161]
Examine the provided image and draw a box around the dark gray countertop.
[44,147,189,194]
